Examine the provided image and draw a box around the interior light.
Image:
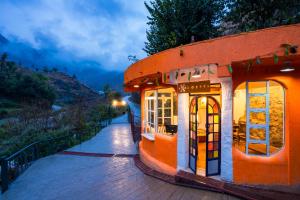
[147,82,153,85]
[201,97,207,106]
[280,61,295,72]
[133,84,140,88]
[192,68,201,78]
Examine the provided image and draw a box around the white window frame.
[157,93,173,126]
[145,91,157,133]
[144,89,175,134]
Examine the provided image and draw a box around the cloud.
[0,0,149,71]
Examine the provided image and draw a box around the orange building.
[124,24,300,185]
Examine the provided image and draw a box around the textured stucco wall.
[220,78,233,181]
[177,93,190,170]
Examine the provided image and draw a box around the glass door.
[189,97,198,173]
[206,97,221,176]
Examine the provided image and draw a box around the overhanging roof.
[124,24,300,90]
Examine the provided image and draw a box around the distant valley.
[0,34,124,93]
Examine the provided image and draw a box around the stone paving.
[1,114,239,200]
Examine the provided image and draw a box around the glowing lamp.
[280,61,295,72]
[112,100,118,107]
[121,100,126,106]
[133,85,139,88]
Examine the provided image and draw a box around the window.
[144,88,178,135]
[145,91,156,133]
[233,81,284,156]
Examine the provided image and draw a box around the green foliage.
[0,53,56,105]
[103,84,112,100]
[144,0,225,55]
[144,0,300,54]
[223,0,300,33]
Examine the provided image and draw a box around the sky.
[0,0,149,71]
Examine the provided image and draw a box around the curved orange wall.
[124,24,300,84]
[140,133,177,175]
[232,66,300,185]
[139,88,177,175]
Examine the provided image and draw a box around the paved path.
[1,114,239,200]
[68,115,137,155]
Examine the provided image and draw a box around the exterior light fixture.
[147,81,153,85]
[112,100,118,107]
[133,84,139,88]
[121,100,126,106]
[280,61,295,72]
[192,68,201,78]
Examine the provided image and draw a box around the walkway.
[1,114,239,200]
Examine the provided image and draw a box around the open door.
[206,97,221,176]
[189,97,198,173]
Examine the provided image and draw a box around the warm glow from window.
[233,81,284,156]
[144,88,178,135]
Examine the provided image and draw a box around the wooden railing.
[0,118,111,193]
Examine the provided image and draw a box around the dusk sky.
[0,0,149,71]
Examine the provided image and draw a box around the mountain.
[45,71,102,105]
[0,34,124,93]
[16,66,102,105]
[0,34,8,44]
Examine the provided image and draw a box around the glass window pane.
[250,112,266,125]
[250,128,266,140]
[158,118,162,125]
[214,133,219,141]
[165,99,171,107]
[165,109,171,117]
[208,142,213,151]
[158,99,162,108]
[208,133,213,142]
[209,125,213,132]
[151,113,154,124]
[248,82,267,94]
[214,142,218,150]
[213,104,218,113]
[250,96,266,109]
[151,100,154,110]
[248,143,267,155]
[164,118,171,125]
[209,115,213,124]
[208,105,213,114]
[214,151,218,158]
[158,109,162,117]
[214,125,219,132]
[214,115,219,123]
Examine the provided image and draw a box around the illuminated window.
[145,91,156,133]
[144,88,178,135]
[233,81,284,156]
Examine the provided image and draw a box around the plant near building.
[144,0,225,55]
[220,0,300,34]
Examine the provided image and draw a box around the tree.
[222,0,300,34]
[0,53,8,72]
[144,0,225,55]
[103,84,112,100]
